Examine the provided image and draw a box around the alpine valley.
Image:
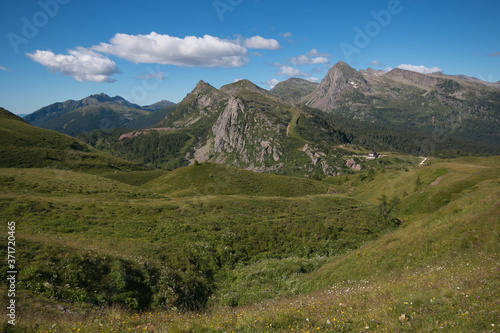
[1,62,499,332]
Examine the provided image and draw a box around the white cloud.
[397,64,443,74]
[288,49,331,66]
[279,32,293,38]
[93,32,249,68]
[0,66,12,71]
[289,55,329,66]
[306,49,332,58]
[488,51,500,57]
[266,78,281,89]
[369,60,382,67]
[26,47,119,82]
[276,66,309,77]
[243,36,281,50]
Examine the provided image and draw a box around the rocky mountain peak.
[84,93,114,103]
[220,79,268,96]
[304,61,368,111]
[324,61,363,81]
[191,80,218,96]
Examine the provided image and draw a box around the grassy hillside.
[0,160,394,330]
[0,155,498,332]
[141,162,330,197]
[0,107,145,173]
[270,77,319,103]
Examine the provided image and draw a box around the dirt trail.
[118,128,176,141]
[430,176,445,186]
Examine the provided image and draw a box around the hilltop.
[0,107,146,172]
[270,77,319,104]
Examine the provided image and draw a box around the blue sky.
[1,0,499,115]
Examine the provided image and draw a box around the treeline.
[307,109,500,157]
[78,129,191,170]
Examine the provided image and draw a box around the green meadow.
[1,154,498,332]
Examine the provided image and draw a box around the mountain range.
[19,61,500,175]
[23,93,176,136]
[302,62,500,140]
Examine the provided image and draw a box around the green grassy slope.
[0,107,146,173]
[0,161,393,329]
[0,155,498,332]
[141,162,330,197]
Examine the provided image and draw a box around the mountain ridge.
[23,93,177,136]
[270,78,319,103]
[300,62,500,146]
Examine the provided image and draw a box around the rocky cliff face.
[212,97,246,154]
[209,88,286,171]
[156,79,351,176]
[304,61,369,111]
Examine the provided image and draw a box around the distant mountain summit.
[299,61,500,146]
[304,61,369,110]
[24,93,140,127]
[81,93,142,108]
[270,78,318,103]
[23,93,176,136]
[142,100,176,112]
[221,79,271,96]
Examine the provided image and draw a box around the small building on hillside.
[367,151,379,159]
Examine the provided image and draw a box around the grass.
[0,162,393,317]
[141,162,330,197]
[0,108,146,173]
[102,169,167,186]
[0,152,498,332]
